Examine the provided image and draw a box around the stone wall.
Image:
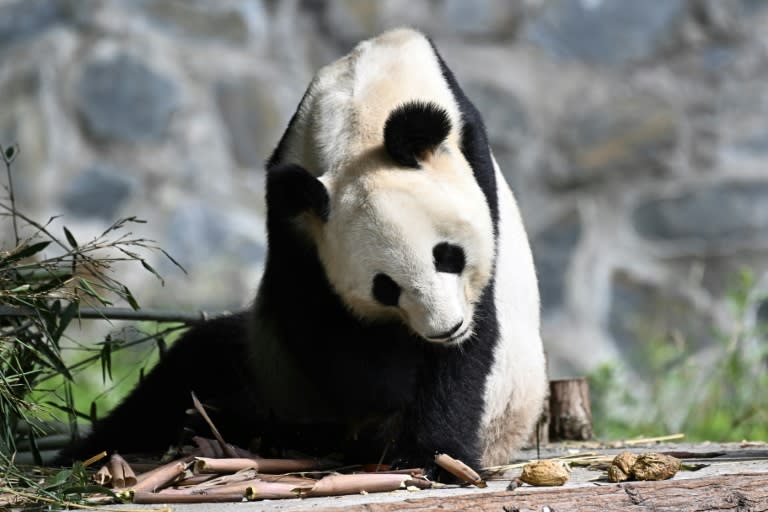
[2,0,767,378]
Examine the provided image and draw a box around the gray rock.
[741,0,768,14]
[689,0,744,41]
[61,163,135,220]
[319,0,433,46]
[608,271,713,371]
[0,0,67,47]
[165,203,265,271]
[440,0,523,38]
[547,94,678,189]
[524,0,687,65]
[531,211,582,313]
[633,182,768,242]
[76,54,178,143]
[465,82,528,148]
[137,0,251,45]
[215,78,286,168]
[0,70,48,207]
[666,251,768,298]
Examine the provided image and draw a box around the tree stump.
[548,378,592,441]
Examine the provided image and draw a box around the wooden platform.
[104,441,768,511]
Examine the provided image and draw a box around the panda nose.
[428,320,464,341]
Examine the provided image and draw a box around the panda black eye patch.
[372,273,401,306]
[433,242,466,274]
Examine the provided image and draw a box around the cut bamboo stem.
[132,458,191,493]
[132,491,246,504]
[434,453,486,487]
[107,453,137,489]
[193,456,328,474]
[298,473,416,497]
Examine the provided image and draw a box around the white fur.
[479,157,547,466]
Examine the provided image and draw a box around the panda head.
[267,100,495,345]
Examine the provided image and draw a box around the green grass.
[589,268,768,442]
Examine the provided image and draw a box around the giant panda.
[54,28,546,476]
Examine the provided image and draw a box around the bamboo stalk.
[132,491,245,504]
[108,454,137,489]
[132,459,191,493]
[298,473,415,497]
[170,474,218,487]
[93,466,111,486]
[193,457,327,474]
[190,393,238,458]
[624,433,685,445]
[434,453,486,487]
[244,481,307,499]
[176,469,258,488]
[251,473,318,485]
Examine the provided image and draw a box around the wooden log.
[548,378,592,441]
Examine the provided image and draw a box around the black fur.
[372,273,401,306]
[55,36,502,477]
[383,101,452,168]
[267,163,330,222]
[433,242,466,274]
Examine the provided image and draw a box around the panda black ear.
[266,164,330,222]
[383,101,452,168]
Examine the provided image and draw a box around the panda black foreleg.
[388,344,489,481]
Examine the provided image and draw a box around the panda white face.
[311,136,495,346]
[271,37,498,346]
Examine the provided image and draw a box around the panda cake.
[55,28,547,476]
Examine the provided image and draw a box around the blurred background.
[1,0,767,440]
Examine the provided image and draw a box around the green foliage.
[29,322,186,423]
[1,144,186,507]
[589,267,768,441]
[0,449,115,508]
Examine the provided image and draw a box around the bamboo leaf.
[1,241,51,265]
[160,248,187,275]
[44,469,73,490]
[123,285,140,311]
[61,484,116,497]
[78,278,113,306]
[140,259,165,285]
[32,340,73,381]
[53,301,79,342]
[100,340,112,383]
[63,226,78,249]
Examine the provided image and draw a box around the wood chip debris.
[607,452,681,482]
